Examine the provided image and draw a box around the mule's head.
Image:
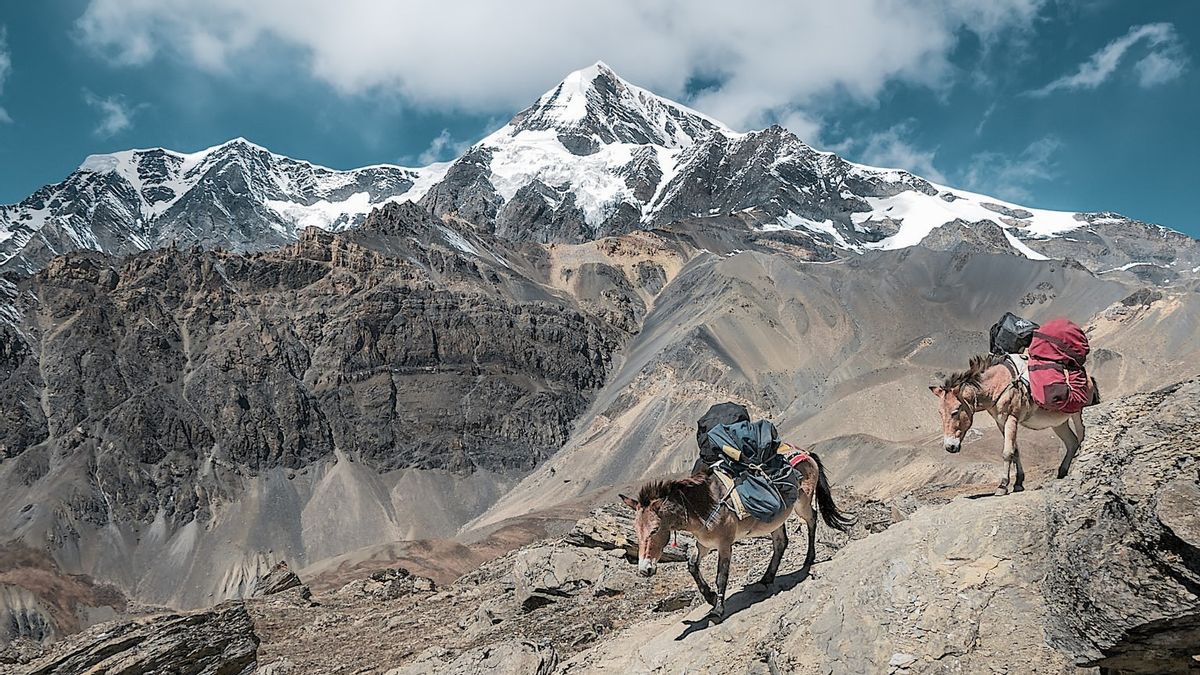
[619,493,677,577]
[930,385,975,453]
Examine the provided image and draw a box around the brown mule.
[930,354,1092,495]
[620,452,852,623]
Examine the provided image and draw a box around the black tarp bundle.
[701,415,797,522]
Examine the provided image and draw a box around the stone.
[21,602,258,675]
[252,561,306,598]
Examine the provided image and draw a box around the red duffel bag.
[1027,318,1093,414]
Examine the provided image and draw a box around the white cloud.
[415,129,472,165]
[839,123,947,183]
[0,26,12,123]
[974,102,996,136]
[74,0,1047,130]
[1029,23,1186,96]
[83,90,137,137]
[1134,51,1186,87]
[776,110,824,145]
[961,136,1061,202]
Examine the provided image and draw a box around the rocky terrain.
[4,379,1196,674]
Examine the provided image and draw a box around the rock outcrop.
[251,561,309,600]
[17,602,258,675]
[1042,379,1200,671]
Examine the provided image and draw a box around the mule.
[930,353,1091,495]
[620,452,852,623]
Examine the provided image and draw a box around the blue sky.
[0,1,1196,236]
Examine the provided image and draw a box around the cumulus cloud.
[74,0,1047,130]
[415,129,473,165]
[835,123,947,183]
[0,26,12,123]
[961,136,1062,202]
[1029,23,1186,96]
[83,90,137,137]
[854,123,945,181]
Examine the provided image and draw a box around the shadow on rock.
[674,566,813,641]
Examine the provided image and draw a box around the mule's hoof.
[705,610,724,624]
[1012,484,1025,493]
[1056,469,1068,479]
[994,485,1009,496]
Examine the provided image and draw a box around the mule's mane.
[942,353,1007,392]
[637,472,716,519]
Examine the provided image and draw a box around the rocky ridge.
[4,64,1198,280]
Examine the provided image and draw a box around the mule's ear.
[619,494,639,510]
[929,385,944,397]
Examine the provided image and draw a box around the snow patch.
[1003,230,1049,261]
[767,212,860,251]
[484,128,635,226]
[857,184,1084,251]
[80,153,121,173]
[266,192,375,232]
[1097,261,1164,274]
[436,224,479,256]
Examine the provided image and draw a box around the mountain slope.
[0,139,435,274]
[0,202,693,608]
[3,63,1197,280]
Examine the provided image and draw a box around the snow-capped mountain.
[418,63,1198,277]
[0,139,437,274]
[2,62,1197,279]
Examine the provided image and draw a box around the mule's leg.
[796,498,817,570]
[1012,443,1026,493]
[1053,419,1081,479]
[757,526,788,587]
[688,542,715,605]
[1071,411,1086,445]
[707,542,732,623]
[994,414,1015,495]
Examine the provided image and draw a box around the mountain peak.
[501,62,728,150]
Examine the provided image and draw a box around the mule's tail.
[811,452,855,532]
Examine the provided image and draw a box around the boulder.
[1042,379,1200,672]
[335,567,436,601]
[251,561,308,599]
[20,602,258,675]
[510,545,630,611]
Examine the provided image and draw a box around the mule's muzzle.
[943,436,962,454]
[637,558,657,577]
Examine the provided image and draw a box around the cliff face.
[0,201,680,608]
